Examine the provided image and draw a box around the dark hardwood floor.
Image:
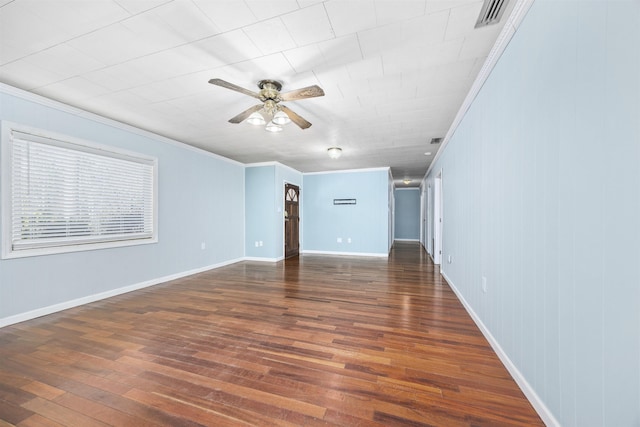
[0,242,543,426]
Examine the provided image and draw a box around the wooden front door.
[284,183,300,258]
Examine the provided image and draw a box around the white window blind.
[3,127,156,257]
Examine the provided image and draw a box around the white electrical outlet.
[255,241,259,247]
[201,242,206,250]
[337,237,342,243]
[448,255,452,264]
[259,241,263,247]
[347,238,352,244]
[482,276,488,293]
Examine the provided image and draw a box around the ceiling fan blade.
[280,85,325,101]
[229,104,264,124]
[279,105,312,129]
[209,78,260,99]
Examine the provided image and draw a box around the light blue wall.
[245,165,277,259]
[245,163,302,260]
[424,1,640,426]
[394,188,420,240]
[0,87,245,323]
[303,169,390,256]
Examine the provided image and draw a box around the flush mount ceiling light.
[424,152,432,156]
[327,147,342,159]
[403,179,412,185]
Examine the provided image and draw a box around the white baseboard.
[242,256,283,262]
[440,271,559,427]
[0,257,244,328]
[394,238,420,242]
[301,250,388,258]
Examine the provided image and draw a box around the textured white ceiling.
[0,0,513,187]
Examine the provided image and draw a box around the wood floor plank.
[20,382,65,401]
[123,372,327,427]
[16,414,66,427]
[0,242,543,426]
[51,393,156,427]
[118,355,328,419]
[0,399,34,425]
[20,397,108,427]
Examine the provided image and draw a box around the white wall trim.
[302,250,388,258]
[245,161,301,176]
[425,0,535,178]
[243,256,283,262]
[0,83,243,167]
[304,166,390,176]
[0,257,244,328]
[441,271,560,427]
[244,162,389,178]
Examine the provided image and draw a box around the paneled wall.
[424,1,640,425]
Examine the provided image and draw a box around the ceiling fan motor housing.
[258,80,282,103]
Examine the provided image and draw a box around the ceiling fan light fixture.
[209,78,323,130]
[247,112,266,125]
[327,147,342,159]
[272,110,291,125]
[265,121,283,132]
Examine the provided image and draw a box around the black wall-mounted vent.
[430,138,442,144]
[334,198,356,205]
[475,0,509,28]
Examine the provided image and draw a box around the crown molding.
[304,166,390,176]
[244,161,303,176]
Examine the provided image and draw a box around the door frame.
[426,183,432,256]
[433,170,443,265]
[419,186,424,248]
[283,182,300,258]
[420,184,427,251]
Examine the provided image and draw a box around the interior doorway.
[433,171,443,265]
[420,185,427,251]
[426,184,432,256]
[284,183,300,258]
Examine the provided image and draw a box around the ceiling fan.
[208,78,325,130]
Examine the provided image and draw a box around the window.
[1,122,157,259]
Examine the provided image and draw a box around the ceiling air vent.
[475,0,509,28]
[430,138,442,144]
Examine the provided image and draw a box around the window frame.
[1,121,158,259]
